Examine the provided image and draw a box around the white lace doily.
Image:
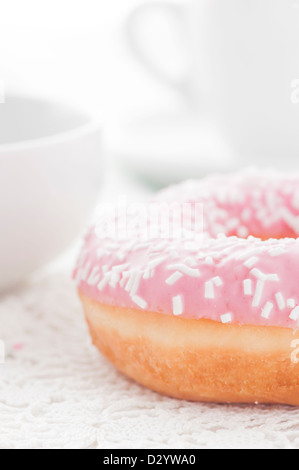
[0,262,299,449]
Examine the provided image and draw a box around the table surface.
[1,170,299,449]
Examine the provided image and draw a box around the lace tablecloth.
[0,263,299,449]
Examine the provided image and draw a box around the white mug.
[125,0,299,165]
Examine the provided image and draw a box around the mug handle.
[124,0,192,101]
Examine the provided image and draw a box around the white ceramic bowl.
[0,94,102,291]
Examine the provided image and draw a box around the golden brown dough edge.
[79,291,299,406]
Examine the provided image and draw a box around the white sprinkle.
[292,190,299,210]
[290,306,299,321]
[116,251,126,261]
[236,248,262,261]
[135,242,152,251]
[172,295,184,316]
[275,292,285,310]
[265,274,280,282]
[184,242,198,252]
[148,257,166,270]
[244,257,259,268]
[132,295,148,310]
[205,256,214,265]
[112,263,130,273]
[212,276,223,287]
[269,247,285,257]
[184,256,197,267]
[106,242,120,251]
[153,241,168,252]
[221,313,233,324]
[226,217,239,231]
[261,302,274,319]
[243,279,253,296]
[287,299,296,309]
[120,271,130,287]
[280,207,299,233]
[143,268,155,280]
[250,268,265,281]
[97,273,111,291]
[166,271,183,286]
[130,271,142,296]
[109,272,120,288]
[241,208,251,222]
[167,264,200,278]
[252,280,264,308]
[143,269,151,280]
[124,240,135,252]
[250,268,279,282]
[76,261,91,284]
[125,270,137,293]
[205,281,215,299]
[237,226,249,238]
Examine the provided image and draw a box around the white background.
[0,0,174,125]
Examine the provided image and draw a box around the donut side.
[80,292,299,406]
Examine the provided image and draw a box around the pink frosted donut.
[75,169,299,405]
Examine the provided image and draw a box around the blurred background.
[3,0,299,183]
[2,0,299,289]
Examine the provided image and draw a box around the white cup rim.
[0,92,102,154]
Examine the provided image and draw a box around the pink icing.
[74,169,299,329]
